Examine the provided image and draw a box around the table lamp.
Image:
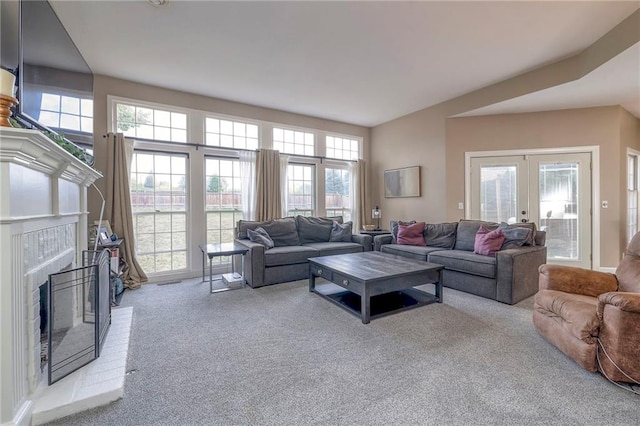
[372,206,381,231]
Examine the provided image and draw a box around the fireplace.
[0,128,102,425]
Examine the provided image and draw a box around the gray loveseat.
[236,216,372,288]
[375,220,547,304]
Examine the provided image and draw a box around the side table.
[199,242,249,293]
[359,230,391,250]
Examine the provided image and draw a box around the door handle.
[521,218,528,223]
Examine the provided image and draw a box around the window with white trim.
[286,163,315,217]
[205,157,243,264]
[326,135,359,160]
[116,102,187,142]
[325,167,351,221]
[273,127,314,156]
[130,152,188,273]
[205,117,259,149]
[38,93,93,132]
[628,153,639,243]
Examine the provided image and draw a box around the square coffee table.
[308,251,444,324]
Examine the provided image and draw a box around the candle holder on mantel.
[0,94,18,127]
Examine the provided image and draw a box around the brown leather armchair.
[533,232,640,383]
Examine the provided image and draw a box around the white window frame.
[628,149,640,244]
[204,113,261,150]
[273,126,315,156]
[130,150,189,274]
[325,134,361,161]
[324,161,353,221]
[109,96,190,143]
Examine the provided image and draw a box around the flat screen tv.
[17,0,94,141]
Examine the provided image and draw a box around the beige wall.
[446,106,633,267]
[89,75,371,222]
[370,12,639,268]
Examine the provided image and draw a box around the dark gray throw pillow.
[262,217,300,246]
[424,222,458,248]
[497,222,532,250]
[247,226,274,249]
[329,221,353,242]
[296,216,334,243]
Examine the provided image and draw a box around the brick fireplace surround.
[0,128,132,425]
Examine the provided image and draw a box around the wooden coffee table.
[308,251,444,324]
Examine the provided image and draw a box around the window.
[130,152,188,274]
[116,102,187,142]
[325,167,351,221]
[205,157,243,264]
[38,93,93,132]
[628,153,639,243]
[326,135,359,160]
[205,117,259,149]
[273,127,314,156]
[286,164,315,216]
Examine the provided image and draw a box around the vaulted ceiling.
[50,1,640,127]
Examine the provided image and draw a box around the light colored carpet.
[45,278,639,425]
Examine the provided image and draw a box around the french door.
[470,153,591,268]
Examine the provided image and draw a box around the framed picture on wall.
[384,166,421,198]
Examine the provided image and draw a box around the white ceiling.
[50,1,640,127]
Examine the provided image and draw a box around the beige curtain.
[105,132,148,289]
[255,149,282,221]
[356,159,368,230]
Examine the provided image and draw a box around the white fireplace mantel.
[0,127,102,426]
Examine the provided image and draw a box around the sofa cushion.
[381,244,446,261]
[296,216,334,244]
[264,245,318,267]
[304,241,363,257]
[247,226,274,249]
[498,222,537,247]
[497,222,532,250]
[390,220,416,243]
[474,225,505,256]
[398,222,426,246]
[329,221,353,242]
[424,222,457,248]
[454,220,498,251]
[428,250,497,278]
[261,217,300,247]
[535,289,599,342]
[237,219,270,239]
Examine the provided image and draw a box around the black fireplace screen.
[47,249,111,385]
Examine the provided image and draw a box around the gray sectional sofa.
[375,220,547,304]
[235,216,372,288]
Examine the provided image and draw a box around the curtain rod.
[102,134,357,163]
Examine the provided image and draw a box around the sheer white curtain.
[353,159,367,231]
[240,150,256,221]
[280,154,290,218]
[349,160,361,230]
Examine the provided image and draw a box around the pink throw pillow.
[397,222,426,246]
[474,225,505,256]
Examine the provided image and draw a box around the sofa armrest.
[374,234,393,251]
[596,291,640,382]
[598,292,640,316]
[538,264,618,297]
[350,234,373,251]
[496,246,548,304]
[235,238,265,288]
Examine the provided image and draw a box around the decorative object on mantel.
[43,130,95,167]
[0,67,18,128]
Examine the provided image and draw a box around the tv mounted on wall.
[13,1,94,142]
